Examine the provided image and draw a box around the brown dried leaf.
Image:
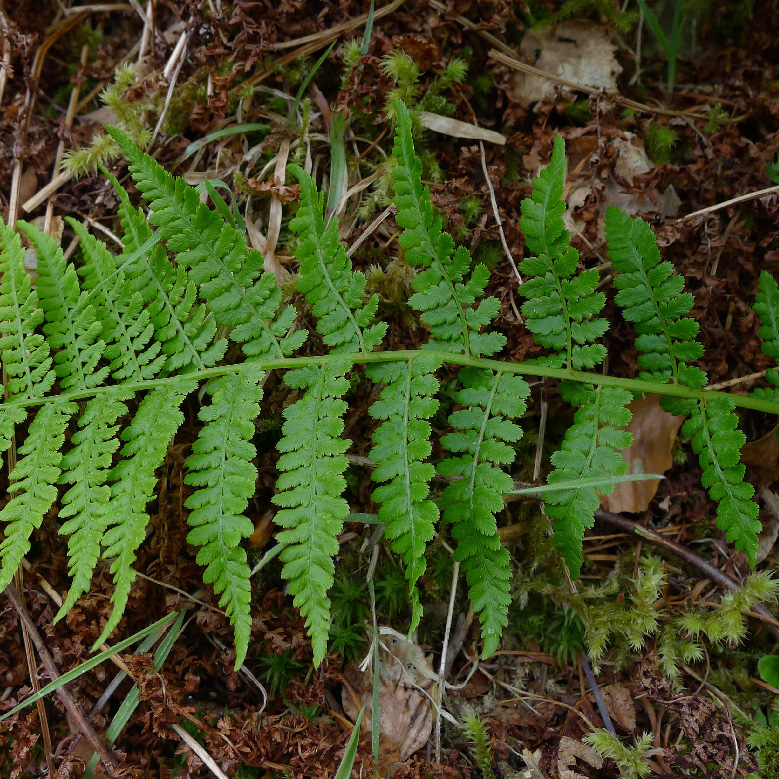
[556,735,603,779]
[600,684,636,732]
[342,629,435,768]
[512,22,622,105]
[600,394,684,514]
[742,424,779,484]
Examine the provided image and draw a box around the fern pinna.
[0,112,777,672]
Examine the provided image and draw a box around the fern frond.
[107,169,228,373]
[519,135,608,370]
[544,385,633,578]
[0,224,56,399]
[18,221,109,390]
[0,402,76,592]
[69,219,166,382]
[106,126,307,360]
[185,364,265,668]
[97,378,197,646]
[289,165,387,353]
[683,397,761,567]
[605,206,706,395]
[438,369,530,656]
[391,99,505,358]
[272,357,352,664]
[55,391,131,620]
[366,353,441,629]
[753,271,779,402]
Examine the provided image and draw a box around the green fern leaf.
[107,169,228,373]
[607,208,759,563]
[18,221,109,390]
[0,224,56,399]
[97,378,197,646]
[366,352,441,629]
[753,271,779,402]
[272,357,352,664]
[289,165,387,353]
[56,391,131,620]
[392,99,505,358]
[0,402,76,592]
[684,397,761,567]
[106,126,306,360]
[438,369,530,656]
[69,218,166,382]
[605,206,706,396]
[185,364,265,668]
[519,136,608,369]
[544,385,633,578]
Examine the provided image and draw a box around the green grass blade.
[335,707,365,779]
[291,41,336,125]
[510,473,664,496]
[0,612,179,722]
[83,610,187,777]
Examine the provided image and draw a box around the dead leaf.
[600,394,684,514]
[758,487,779,563]
[557,735,603,779]
[601,684,636,732]
[417,111,506,145]
[742,424,779,484]
[342,628,435,771]
[512,22,622,105]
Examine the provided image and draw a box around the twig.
[170,723,230,779]
[679,184,779,222]
[435,558,460,762]
[579,653,616,735]
[479,141,522,287]
[4,584,121,774]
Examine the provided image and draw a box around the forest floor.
[2,0,779,777]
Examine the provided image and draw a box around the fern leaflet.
[519,135,608,370]
[184,364,265,668]
[605,206,706,396]
[97,378,197,646]
[439,369,530,655]
[753,270,779,403]
[106,126,306,361]
[391,99,505,358]
[0,402,76,593]
[289,165,387,353]
[607,209,760,565]
[0,224,56,399]
[69,218,166,382]
[107,168,228,374]
[367,353,441,630]
[272,358,351,665]
[684,397,760,567]
[544,384,633,578]
[18,222,109,390]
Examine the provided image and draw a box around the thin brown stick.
[4,584,121,774]
[679,184,779,222]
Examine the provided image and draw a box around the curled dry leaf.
[600,394,684,514]
[741,424,779,484]
[342,628,435,770]
[557,735,603,779]
[600,684,636,732]
[512,21,622,105]
[417,111,506,145]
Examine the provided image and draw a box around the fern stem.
[0,352,777,415]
